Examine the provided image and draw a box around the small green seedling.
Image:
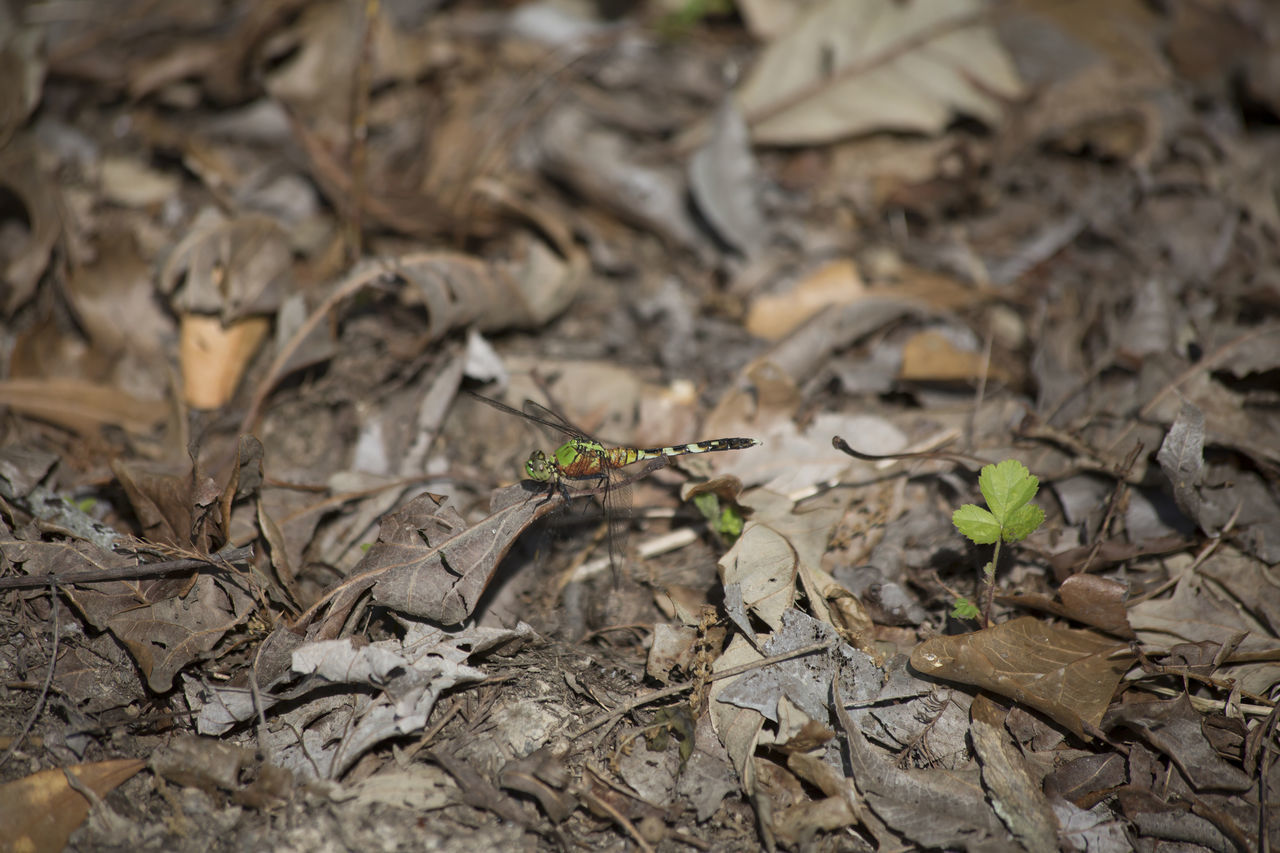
[951,459,1045,626]
[691,491,747,544]
[660,0,735,36]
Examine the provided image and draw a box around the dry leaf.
[1127,549,1280,697]
[368,489,562,625]
[0,378,168,436]
[910,616,1133,739]
[708,634,766,793]
[180,313,271,409]
[970,695,1060,850]
[899,329,1014,385]
[745,259,866,340]
[1103,695,1252,793]
[0,136,61,314]
[833,681,1011,848]
[689,100,768,256]
[736,0,1023,146]
[998,574,1134,639]
[0,760,146,853]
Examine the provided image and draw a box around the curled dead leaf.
[364,488,563,625]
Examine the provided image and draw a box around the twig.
[570,638,836,738]
[0,545,254,590]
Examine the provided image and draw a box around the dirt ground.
[1,1,1278,851]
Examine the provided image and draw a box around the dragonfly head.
[525,450,554,482]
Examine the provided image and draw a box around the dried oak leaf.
[1,538,256,693]
[367,487,561,625]
[910,616,1134,739]
[1103,694,1253,792]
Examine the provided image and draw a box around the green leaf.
[717,505,746,541]
[692,492,720,523]
[951,597,981,620]
[953,504,1000,544]
[692,492,748,542]
[1001,504,1045,542]
[977,459,1038,524]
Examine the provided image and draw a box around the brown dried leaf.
[1128,549,1280,696]
[498,748,575,823]
[110,459,221,549]
[158,211,293,318]
[1,537,256,693]
[87,569,256,694]
[969,695,1060,850]
[0,136,60,315]
[0,378,169,437]
[1156,402,1205,523]
[999,574,1135,639]
[0,18,44,139]
[62,228,173,360]
[708,635,766,792]
[1042,752,1127,808]
[180,313,271,410]
[536,105,706,252]
[0,759,146,853]
[52,631,148,714]
[1104,695,1253,792]
[395,241,582,336]
[689,100,768,257]
[1047,535,1189,582]
[150,735,255,793]
[899,329,1017,385]
[833,680,1010,849]
[646,623,698,684]
[368,488,562,625]
[744,259,866,342]
[772,796,859,848]
[735,0,1022,146]
[910,617,1134,739]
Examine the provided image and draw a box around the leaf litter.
[1,1,1279,850]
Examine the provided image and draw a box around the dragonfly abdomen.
[611,437,762,466]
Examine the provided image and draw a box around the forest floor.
[1,1,1278,851]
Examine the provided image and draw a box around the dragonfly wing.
[468,392,585,440]
[601,468,632,582]
[521,400,593,440]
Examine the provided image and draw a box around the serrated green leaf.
[1002,504,1045,542]
[977,463,1007,519]
[1004,471,1039,514]
[978,459,1036,523]
[951,597,981,620]
[953,504,1000,544]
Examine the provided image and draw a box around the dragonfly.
[471,393,761,578]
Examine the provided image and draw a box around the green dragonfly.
[471,393,761,576]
